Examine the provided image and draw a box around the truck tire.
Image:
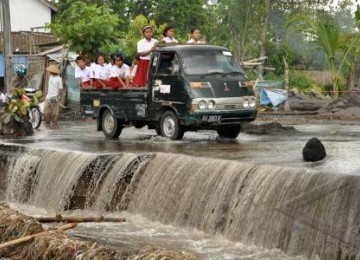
[159,111,184,140]
[102,110,123,139]
[217,125,241,139]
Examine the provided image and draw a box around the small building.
[0,0,58,32]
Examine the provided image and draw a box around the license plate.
[201,115,221,122]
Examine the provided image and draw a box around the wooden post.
[1,0,12,93]
[0,223,77,250]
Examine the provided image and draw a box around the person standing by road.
[44,64,63,128]
[132,25,158,87]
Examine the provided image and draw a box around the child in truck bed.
[91,53,110,89]
[107,54,129,88]
[132,25,158,87]
[75,56,92,88]
[125,54,140,87]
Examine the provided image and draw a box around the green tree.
[49,1,122,59]
[287,12,357,98]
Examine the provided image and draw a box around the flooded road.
[2,120,360,175]
[2,120,360,259]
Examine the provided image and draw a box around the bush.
[289,70,318,91]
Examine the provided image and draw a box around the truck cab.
[80,45,257,140]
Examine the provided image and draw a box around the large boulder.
[302,137,326,162]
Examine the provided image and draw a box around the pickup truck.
[80,44,257,140]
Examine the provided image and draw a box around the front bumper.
[182,109,257,128]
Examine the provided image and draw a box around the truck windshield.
[182,49,245,75]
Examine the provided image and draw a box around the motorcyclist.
[10,65,29,91]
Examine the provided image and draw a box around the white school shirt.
[75,66,91,82]
[163,37,179,43]
[92,64,109,80]
[110,64,130,78]
[137,38,158,60]
[46,75,63,99]
[186,38,204,44]
[125,65,138,78]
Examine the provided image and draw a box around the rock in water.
[302,137,326,162]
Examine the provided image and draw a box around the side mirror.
[173,64,180,73]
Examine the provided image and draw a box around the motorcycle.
[24,87,42,129]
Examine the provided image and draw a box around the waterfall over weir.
[1,145,360,259]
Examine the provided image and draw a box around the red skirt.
[132,59,149,87]
[81,81,91,89]
[92,79,104,89]
[107,77,125,89]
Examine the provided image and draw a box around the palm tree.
[286,12,354,99]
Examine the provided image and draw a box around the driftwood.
[0,223,77,250]
[35,214,126,223]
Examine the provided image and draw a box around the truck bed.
[80,88,148,121]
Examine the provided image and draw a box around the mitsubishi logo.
[224,83,230,92]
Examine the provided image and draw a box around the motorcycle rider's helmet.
[15,65,27,77]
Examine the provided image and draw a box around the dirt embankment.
[0,203,198,260]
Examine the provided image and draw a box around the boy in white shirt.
[75,56,92,88]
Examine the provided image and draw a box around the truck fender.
[155,105,179,122]
[97,105,114,131]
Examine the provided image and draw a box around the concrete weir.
[0,144,359,259]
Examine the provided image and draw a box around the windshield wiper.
[224,71,243,76]
[200,71,224,78]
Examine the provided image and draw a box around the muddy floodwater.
[1,119,360,259]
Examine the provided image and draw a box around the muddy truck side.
[80,45,257,140]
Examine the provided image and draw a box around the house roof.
[39,0,58,12]
[0,31,58,54]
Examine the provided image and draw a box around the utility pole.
[1,0,12,93]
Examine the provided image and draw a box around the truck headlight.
[207,100,216,110]
[243,99,249,108]
[198,100,207,110]
[249,98,256,108]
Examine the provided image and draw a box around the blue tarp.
[0,54,4,77]
[259,88,288,107]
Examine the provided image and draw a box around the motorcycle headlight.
[207,100,216,110]
[198,100,207,110]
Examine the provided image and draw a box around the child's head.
[163,25,175,38]
[133,54,140,65]
[76,56,86,69]
[96,53,106,65]
[190,28,201,41]
[113,54,124,67]
[142,25,153,40]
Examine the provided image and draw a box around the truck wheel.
[159,111,184,140]
[102,110,122,139]
[217,125,241,139]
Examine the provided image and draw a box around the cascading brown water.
[3,148,359,259]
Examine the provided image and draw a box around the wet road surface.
[1,120,360,175]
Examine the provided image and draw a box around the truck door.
[150,52,187,103]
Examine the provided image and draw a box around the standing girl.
[187,28,205,44]
[161,25,178,44]
[132,25,158,87]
